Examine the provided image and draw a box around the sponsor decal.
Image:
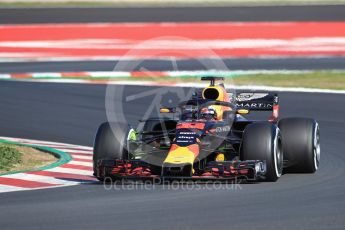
[176,122,205,130]
[236,93,269,102]
[216,126,231,133]
[179,132,196,135]
[175,130,200,146]
[236,102,273,109]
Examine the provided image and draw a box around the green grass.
[0,144,22,171]
[0,143,57,174]
[232,71,345,90]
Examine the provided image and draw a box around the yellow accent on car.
[215,153,225,162]
[202,85,231,120]
[202,85,226,101]
[237,109,250,115]
[160,108,170,113]
[164,147,195,165]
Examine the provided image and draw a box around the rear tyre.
[93,122,132,181]
[278,118,320,173]
[241,123,283,182]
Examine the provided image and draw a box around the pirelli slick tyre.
[93,122,132,181]
[278,118,320,173]
[241,123,283,182]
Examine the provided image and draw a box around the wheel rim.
[276,137,283,177]
[274,130,283,178]
[313,123,321,170]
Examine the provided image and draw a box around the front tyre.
[279,118,320,173]
[93,122,133,181]
[241,123,283,182]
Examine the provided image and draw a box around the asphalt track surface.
[1,57,345,73]
[1,5,345,24]
[0,81,345,229]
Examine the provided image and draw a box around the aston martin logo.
[235,93,269,102]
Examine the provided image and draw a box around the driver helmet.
[200,106,217,120]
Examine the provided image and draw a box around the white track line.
[10,78,344,94]
[68,160,93,167]
[8,77,345,94]
[0,185,28,193]
[69,154,93,160]
[46,167,92,175]
[2,173,79,185]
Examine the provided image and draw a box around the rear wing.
[228,91,279,122]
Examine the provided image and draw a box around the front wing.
[95,159,267,181]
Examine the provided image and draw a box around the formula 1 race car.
[93,77,320,182]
